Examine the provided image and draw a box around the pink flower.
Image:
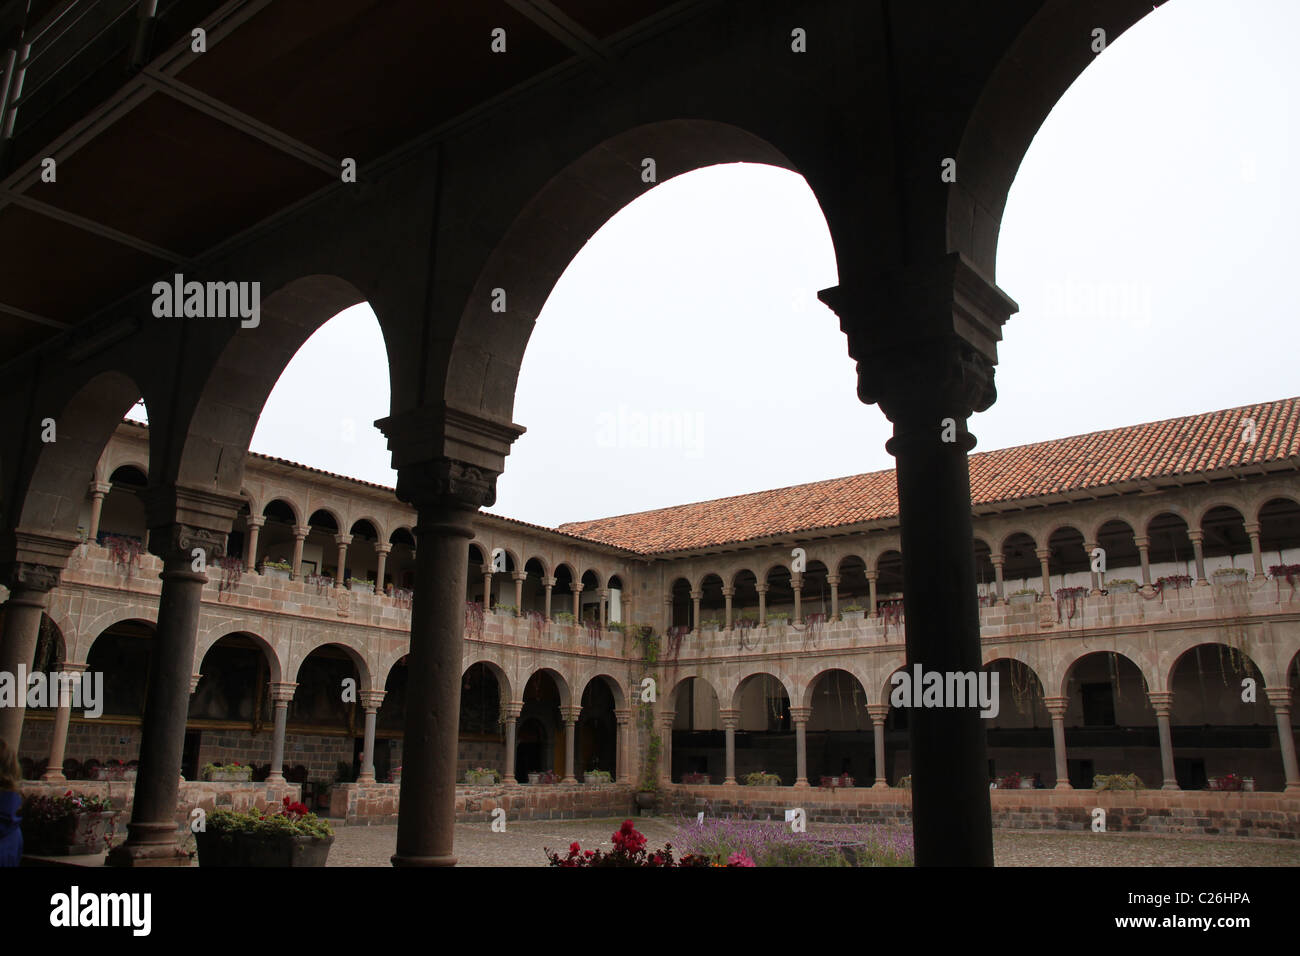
[727,850,756,867]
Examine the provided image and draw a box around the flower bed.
[743,771,781,787]
[670,816,913,867]
[21,791,120,855]
[202,762,252,782]
[196,797,333,867]
[546,819,743,867]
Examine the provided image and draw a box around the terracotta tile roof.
[557,397,1300,554]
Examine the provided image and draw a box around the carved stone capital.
[561,705,582,724]
[153,524,227,563]
[334,534,353,548]
[0,529,79,588]
[504,700,524,721]
[7,562,60,594]
[359,688,386,710]
[789,706,812,724]
[374,542,392,555]
[719,708,741,730]
[867,704,890,724]
[269,681,298,704]
[245,514,266,529]
[140,485,241,561]
[1043,696,1070,718]
[1146,691,1174,716]
[395,458,498,511]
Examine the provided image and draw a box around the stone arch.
[667,674,721,712]
[727,669,795,713]
[524,666,571,710]
[81,605,159,656]
[289,640,372,692]
[464,658,513,705]
[801,665,872,710]
[194,626,283,684]
[307,506,344,534]
[524,554,550,578]
[262,497,303,526]
[1166,641,1270,699]
[348,515,387,543]
[1059,649,1153,701]
[10,369,145,537]
[444,119,809,423]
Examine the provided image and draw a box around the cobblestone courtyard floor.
[326,818,1300,867]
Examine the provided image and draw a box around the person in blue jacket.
[0,740,23,866]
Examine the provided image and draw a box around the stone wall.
[663,785,1300,840]
[18,780,301,832]
[330,782,634,825]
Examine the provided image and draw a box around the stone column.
[561,705,580,783]
[989,555,1005,602]
[503,702,523,784]
[374,543,391,594]
[663,595,673,632]
[266,682,296,783]
[86,481,112,541]
[1186,530,1209,586]
[543,576,555,620]
[357,689,385,782]
[827,573,840,621]
[791,706,811,787]
[720,708,740,785]
[1244,523,1265,578]
[1044,696,1072,790]
[1081,540,1099,595]
[291,525,309,578]
[1147,691,1179,790]
[1264,688,1300,792]
[1035,547,1052,599]
[482,565,493,610]
[333,534,351,586]
[820,256,1014,866]
[572,582,582,621]
[385,452,507,869]
[514,570,527,614]
[791,572,804,625]
[598,587,609,628]
[0,564,58,749]
[722,586,734,629]
[868,704,889,788]
[756,583,768,626]
[110,502,237,866]
[614,707,632,784]
[690,588,701,632]
[658,711,675,784]
[866,571,878,616]
[1134,535,1153,591]
[244,514,264,569]
[41,661,88,782]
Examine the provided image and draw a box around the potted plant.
[348,577,375,593]
[465,767,501,786]
[553,611,576,625]
[260,559,292,581]
[494,603,518,616]
[766,611,789,630]
[1008,588,1038,607]
[681,771,710,785]
[202,761,253,782]
[1105,579,1138,594]
[1212,567,1248,584]
[840,604,865,621]
[1093,772,1143,791]
[743,770,781,786]
[897,775,911,789]
[1210,772,1243,792]
[699,617,721,631]
[818,772,854,789]
[196,797,334,867]
[527,769,559,786]
[20,791,120,855]
[999,771,1022,790]
[90,759,127,781]
[390,766,401,784]
[1242,776,1255,792]
[584,769,612,784]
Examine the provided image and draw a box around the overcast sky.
[133,0,1297,529]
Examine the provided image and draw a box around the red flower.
[569,841,581,854]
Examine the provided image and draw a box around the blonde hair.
[0,740,20,791]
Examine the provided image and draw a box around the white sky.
[134,0,1299,529]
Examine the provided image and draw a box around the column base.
[1054,782,1073,790]
[40,771,67,783]
[871,780,889,789]
[107,822,187,868]
[265,771,285,783]
[357,772,376,783]
[1161,781,1181,791]
[561,776,577,784]
[794,779,810,789]
[1284,782,1300,794]
[391,853,458,867]
[723,777,736,786]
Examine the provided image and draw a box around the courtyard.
[321,818,1300,868]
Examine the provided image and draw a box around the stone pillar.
[572,582,582,621]
[110,502,237,866]
[87,481,112,541]
[543,576,555,620]
[756,583,768,626]
[1186,530,1209,586]
[866,571,878,616]
[334,534,352,586]
[791,706,811,787]
[291,525,309,578]
[0,565,57,749]
[482,565,493,610]
[989,555,1005,602]
[791,572,803,625]
[244,514,264,569]
[658,711,675,784]
[1244,523,1264,578]
[374,543,391,594]
[41,661,87,782]
[1134,535,1152,591]
[663,595,673,632]
[1035,547,1052,599]
[690,588,701,633]
[614,707,632,784]
[820,255,1015,866]
[598,587,609,628]
[266,681,296,783]
[387,453,505,869]
[1044,696,1072,790]
[561,704,580,783]
[720,708,740,785]
[722,586,734,629]
[357,689,385,782]
[868,704,889,788]
[514,570,527,614]
[1081,540,1099,595]
[827,573,840,621]
[1147,691,1179,790]
[1265,688,1300,792]
[503,701,523,784]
